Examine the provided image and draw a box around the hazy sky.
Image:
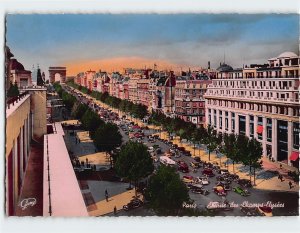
[6,14,299,76]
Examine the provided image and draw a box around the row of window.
[208,110,299,150]
[211,79,296,89]
[207,99,299,117]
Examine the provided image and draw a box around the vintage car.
[202,168,215,177]
[215,181,232,191]
[182,175,195,184]
[213,186,227,196]
[123,198,143,211]
[178,161,189,173]
[237,179,252,188]
[190,162,201,169]
[233,186,250,196]
[219,169,229,175]
[190,185,209,196]
[193,156,201,162]
[195,176,210,185]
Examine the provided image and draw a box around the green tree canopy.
[93,122,122,153]
[115,141,154,196]
[203,125,218,161]
[145,165,189,216]
[81,109,104,136]
[7,81,20,98]
[71,102,88,119]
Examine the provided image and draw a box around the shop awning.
[290,151,299,161]
[257,125,264,134]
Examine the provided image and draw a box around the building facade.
[204,52,300,167]
[175,76,211,126]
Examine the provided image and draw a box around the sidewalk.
[78,152,110,166]
[88,189,140,216]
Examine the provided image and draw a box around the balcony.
[6,92,30,118]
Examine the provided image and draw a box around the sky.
[6,14,299,77]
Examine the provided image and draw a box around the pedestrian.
[105,189,109,202]
[289,181,293,189]
[86,158,88,164]
[114,206,117,216]
[280,175,284,182]
[279,164,283,169]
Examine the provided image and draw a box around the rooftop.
[43,122,88,216]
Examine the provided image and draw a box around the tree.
[241,138,262,185]
[177,128,186,145]
[223,133,245,173]
[203,125,218,161]
[145,165,189,216]
[81,109,104,137]
[94,123,122,167]
[115,141,154,197]
[215,132,224,166]
[7,81,19,98]
[71,102,88,119]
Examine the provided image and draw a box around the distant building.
[10,58,32,88]
[205,52,300,168]
[175,74,211,126]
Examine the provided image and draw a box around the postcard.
[4,10,299,219]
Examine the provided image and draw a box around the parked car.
[195,176,210,185]
[215,181,231,191]
[178,161,189,173]
[219,169,229,175]
[147,146,154,153]
[194,156,201,162]
[182,175,195,183]
[202,168,215,177]
[233,186,250,196]
[187,183,203,189]
[123,198,143,211]
[216,175,232,183]
[189,185,209,196]
[172,144,179,149]
[177,147,186,152]
[228,174,239,181]
[213,186,227,196]
[170,148,176,154]
[190,162,201,169]
[183,151,192,156]
[237,179,252,188]
[174,153,181,158]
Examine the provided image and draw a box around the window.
[293,122,299,150]
[267,118,272,142]
[257,116,263,140]
[250,115,254,137]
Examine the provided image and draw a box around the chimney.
[208,61,211,69]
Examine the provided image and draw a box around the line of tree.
[148,110,263,185]
[67,80,148,119]
[53,82,123,167]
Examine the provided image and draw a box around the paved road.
[62,84,299,216]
